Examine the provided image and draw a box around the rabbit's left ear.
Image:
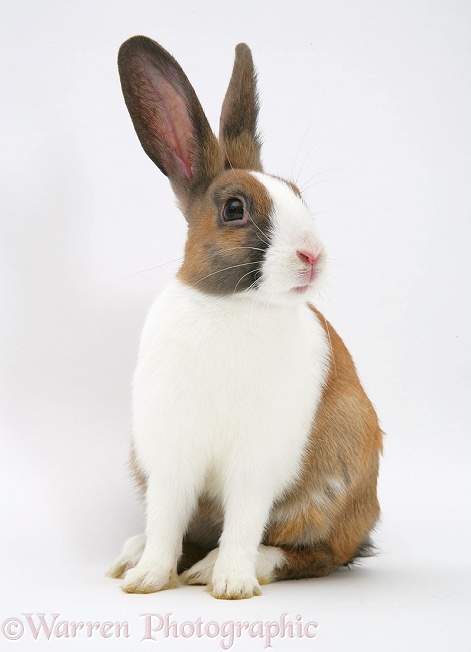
[219,44,263,172]
[118,36,223,214]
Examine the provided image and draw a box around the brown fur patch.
[222,133,262,172]
[266,504,333,546]
[274,544,340,579]
[177,170,273,295]
[220,44,262,171]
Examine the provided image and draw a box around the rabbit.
[107,35,383,600]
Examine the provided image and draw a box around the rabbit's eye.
[222,198,246,222]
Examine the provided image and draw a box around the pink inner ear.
[158,77,193,181]
[143,60,193,181]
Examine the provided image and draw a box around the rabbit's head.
[118,37,326,303]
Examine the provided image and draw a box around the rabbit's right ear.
[219,44,263,172]
[118,36,223,214]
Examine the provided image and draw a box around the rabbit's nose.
[296,250,319,266]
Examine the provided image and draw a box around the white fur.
[251,172,327,302]
[118,175,330,597]
[327,477,346,495]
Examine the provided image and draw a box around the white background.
[1,0,470,650]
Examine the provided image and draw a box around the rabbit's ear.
[219,44,263,172]
[118,36,223,213]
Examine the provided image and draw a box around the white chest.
[133,281,329,496]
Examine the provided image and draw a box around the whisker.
[244,278,259,294]
[246,210,270,247]
[319,286,336,311]
[295,128,340,185]
[253,229,270,248]
[290,124,312,180]
[298,168,340,191]
[195,261,258,285]
[124,257,183,279]
[217,245,267,255]
[233,267,261,295]
[299,179,339,194]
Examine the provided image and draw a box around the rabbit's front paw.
[210,573,261,600]
[121,565,177,594]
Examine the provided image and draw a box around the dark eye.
[222,198,246,222]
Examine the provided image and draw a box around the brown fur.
[221,132,262,172]
[219,44,262,171]
[177,170,273,295]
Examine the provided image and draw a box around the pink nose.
[296,250,319,266]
